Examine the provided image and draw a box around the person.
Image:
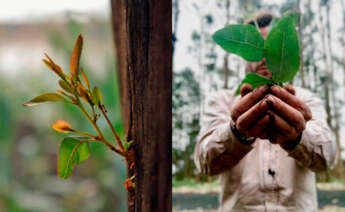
[193,12,338,212]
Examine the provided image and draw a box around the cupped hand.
[266,85,312,148]
[231,84,271,139]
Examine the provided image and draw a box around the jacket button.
[268,169,275,177]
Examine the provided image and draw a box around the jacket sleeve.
[285,88,338,172]
[194,90,254,176]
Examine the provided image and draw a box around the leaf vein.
[279,32,286,80]
[224,38,263,50]
[64,140,87,177]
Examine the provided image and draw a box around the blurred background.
[172,0,345,211]
[2,0,345,211]
[0,1,128,211]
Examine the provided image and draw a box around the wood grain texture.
[111,0,172,211]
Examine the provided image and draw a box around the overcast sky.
[0,0,109,22]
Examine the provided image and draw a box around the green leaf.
[270,12,299,31]
[59,80,73,94]
[124,140,133,152]
[91,86,103,106]
[91,87,98,105]
[264,15,300,83]
[269,18,280,30]
[23,93,70,107]
[213,24,265,62]
[284,9,300,26]
[58,137,91,180]
[235,73,274,95]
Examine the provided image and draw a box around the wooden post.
[111,0,172,211]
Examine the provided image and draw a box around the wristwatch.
[230,122,255,145]
[280,133,303,150]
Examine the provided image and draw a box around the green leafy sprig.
[23,35,134,183]
[213,13,300,94]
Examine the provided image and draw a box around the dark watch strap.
[281,133,302,150]
[231,123,255,145]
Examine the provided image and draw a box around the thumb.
[240,83,253,97]
[283,84,296,95]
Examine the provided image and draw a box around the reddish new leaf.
[70,34,83,80]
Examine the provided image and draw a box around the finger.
[266,95,306,132]
[258,113,274,139]
[231,85,269,121]
[240,83,253,97]
[262,128,275,140]
[236,99,269,133]
[283,84,296,95]
[269,85,312,121]
[259,130,269,140]
[246,114,270,138]
[269,132,286,144]
[268,111,297,135]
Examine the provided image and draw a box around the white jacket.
[194,87,338,212]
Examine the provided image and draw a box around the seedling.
[212,12,300,94]
[23,35,135,191]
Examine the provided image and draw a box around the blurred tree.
[316,0,345,180]
[323,0,345,179]
[173,0,180,56]
[173,68,201,180]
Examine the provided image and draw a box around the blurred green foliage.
[0,14,127,212]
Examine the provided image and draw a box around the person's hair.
[245,12,274,28]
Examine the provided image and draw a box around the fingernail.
[266,96,274,106]
[264,114,270,121]
[271,85,279,92]
[259,85,267,91]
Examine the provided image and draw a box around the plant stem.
[77,101,126,157]
[91,105,97,121]
[72,129,98,138]
[99,105,125,152]
[85,139,124,156]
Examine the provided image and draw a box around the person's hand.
[266,85,312,149]
[231,84,271,140]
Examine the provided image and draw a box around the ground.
[173,180,345,211]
